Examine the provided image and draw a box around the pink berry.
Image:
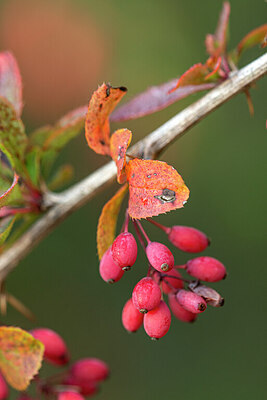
[168,293,197,323]
[71,358,109,383]
[186,256,226,282]
[111,232,137,270]
[0,373,8,400]
[64,376,98,397]
[99,247,124,283]
[143,300,171,339]
[58,391,85,400]
[30,328,69,365]
[161,268,184,294]
[122,298,144,332]
[167,225,209,253]
[146,242,174,272]
[176,290,207,313]
[132,277,161,313]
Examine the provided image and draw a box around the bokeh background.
[0,0,266,399]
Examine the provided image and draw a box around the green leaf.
[0,326,44,390]
[0,97,28,174]
[236,24,267,58]
[0,173,21,208]
[0,216,16,246]
[25,147,41,186]
[48,164,74,191]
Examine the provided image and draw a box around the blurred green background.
[0,0,266,399]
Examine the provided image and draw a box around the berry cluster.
[99,216,226,340]
[0,328,109,400]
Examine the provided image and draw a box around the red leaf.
[110,129,132,184]
[0,326,44,390]
[110,79,215,122]
[205,2,231,57]
[0,52,23,117]
[125,159,189,220]
[97,184,128,260]
[237,24,267,57]
[0,173,19,208]
[57,105,87,127]
[85,83,127,155]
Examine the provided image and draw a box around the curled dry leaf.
[97,184,128,260]
[110,129,132,184]
[0,326,44,390]
[110,79,215,122]
[125,159,189,219]
[0,51,23,117]
[85,83,127,156]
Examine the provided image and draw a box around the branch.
[0,53,266,280]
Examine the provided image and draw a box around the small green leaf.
[0,173,21,208]
[48,164,74,191]
[236,24,267,58]
[0,97,28,174]
[0,326,44,390]
[0,216,16,245]
[25,147,41,186]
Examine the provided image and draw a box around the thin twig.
[0,53,266,280]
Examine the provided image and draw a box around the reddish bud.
[168,293,197,323]
[188,282,224,307]
[30,328,69,365]
[58,391,85,400]
[167,225,209,253]
[176,290,207,314]
[161,268,184,294]
[186,256,226,282]
[0,373,8,400]
[144,300,171,339]
[71,358,109,383]
[132,277,161,313]
[146,242,174,272]
[122,298,144,332]
[99,247,124,283]
[111,232,137,270]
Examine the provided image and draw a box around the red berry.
[146,242,174,272]
[99,247,124,283]
[167,225,209,253]
[122,298,144,332]
[132,277,161,313]
[111,232,137,270]
[58,391,85,400]
[143,300,171,339]
[71,358,109,383]
[161,268,184,294]
[186,256,226,282]
[176,290,207,313]
[63,376,98,397]
[0,373,8,400]
[168,293,197,323]
[30,328,69,365]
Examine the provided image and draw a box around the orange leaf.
[85,83,127,156]
[125,159,189,219]
[205,2,231,57]
[97,184,128,260]
[0,326,44,390]
[110,129,132,184]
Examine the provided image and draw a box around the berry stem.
[124,210,130,232]
[132,220,146,251]
[136,220,150,244]
[146,218,169,233]
[161,273,191,284]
